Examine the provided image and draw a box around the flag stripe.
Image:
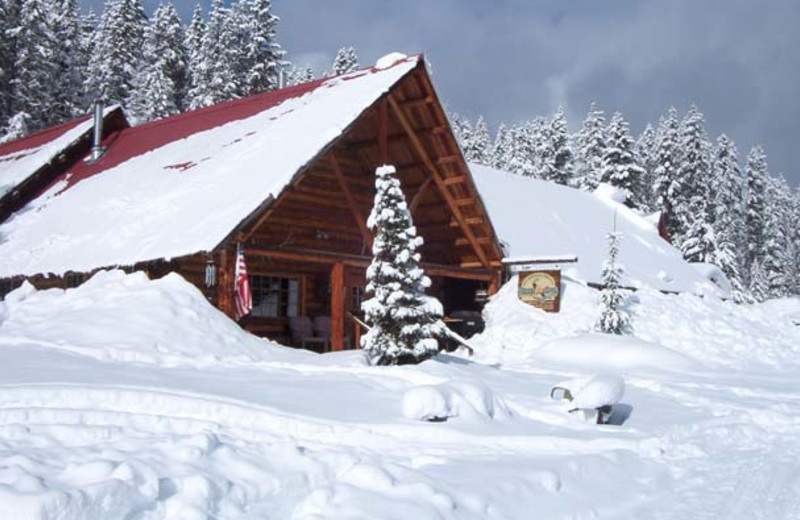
[234,245,252,320]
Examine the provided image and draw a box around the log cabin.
[0,54,504,351]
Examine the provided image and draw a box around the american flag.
[234,244,252,320]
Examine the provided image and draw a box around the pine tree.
[0,111,31,143]
[749,258,768,303]
[462,115,490,164]
[599,112,646,208]
[129,2,187,122]
[286,65,314,86]
[744,145,769,273]
[673,105,713,247]
[52,0,84,120]
[574,103,606,191]
[635,123,657,211]
[361,165,445,365]
[541,106,573,184]
[711,134,748,300]
[183,4,205,109]
[490,123,512,170]
[596,230,631,335]
[652,107,681,240]
[0,0,22,123]
[233,0,283,96]
[680,196,717,264]
[11,0,58,129]
[331,46,358,76]
[186,0,238,109]
[85,0,147,106]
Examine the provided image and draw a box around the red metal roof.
[61,76,336,189]
[0,114,91,158]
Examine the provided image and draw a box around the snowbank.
[473,274,800,372]
[471,163,721,295]
[0,270,307,367]
[536,334,698,372]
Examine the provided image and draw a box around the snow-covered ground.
[2,270,800,519]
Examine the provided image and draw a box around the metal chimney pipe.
[278,67,285,89]
[90,98,105,162]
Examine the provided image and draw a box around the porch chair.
[288,316,329,352]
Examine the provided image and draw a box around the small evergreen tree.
[490,123,512,170]
[462,115,490,164]
[286,65,314,86]
[233,0,283,96]
[596,229,631,335]
[331,46,358,76]
[673,105,712,245]
[0,111,31,143]
[361,165,445,365]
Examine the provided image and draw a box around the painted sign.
[518,270,561,313]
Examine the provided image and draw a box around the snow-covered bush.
[361,165,445,365]
[401,381,511,422]
[596,231,632,334]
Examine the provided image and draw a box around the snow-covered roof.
[470,164,720,294]
[0,55,420,278]
[0,113,98,199]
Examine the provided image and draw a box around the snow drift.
[0,269,306,367]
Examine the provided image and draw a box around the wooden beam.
[244,246,497,281]
[409,176,434,212]
[217,247,234,319]
[379,100,388,164]
[331,155,372,247]
[331,261,345,351]
[387,94,490,268]
[442,175,466,186]
[401,95,433,108]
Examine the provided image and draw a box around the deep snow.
[1,270,800,519]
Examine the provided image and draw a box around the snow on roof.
[470,164,720,294]
[0,56,420,278]
[0,113,100,199]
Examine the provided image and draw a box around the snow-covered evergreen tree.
[680,196,717,264]
[186,0,238,109]
[0,0,21,123]
[541,106,573,185]
[711,134,748,300]
[0,110,30,143]
[11,0,58,129]
[286,65,314,86]
[748,258,768,303]
[462,116,490,164]
[744,145,769,273]
[85,0,147,106]
[490,123,512,170]
[331,46,358,76]
[596,230,631,335]
[635,123,657,210]
[652,107,682,240]
[599,112,646,208]
[361,165,445,365]
[574,103,606,191]
[51,0,84,120]
[232,0,283,96]
[673,105,713,248]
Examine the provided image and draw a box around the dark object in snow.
[550,373,625,425]
[446,310,484,340]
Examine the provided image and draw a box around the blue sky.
[89,0,800,186]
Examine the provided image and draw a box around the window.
[250,276,300,318]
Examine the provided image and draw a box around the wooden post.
[379,100,388,164]
[331,261,345,351]
[489,269,502,295]
[216,247,235,319]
